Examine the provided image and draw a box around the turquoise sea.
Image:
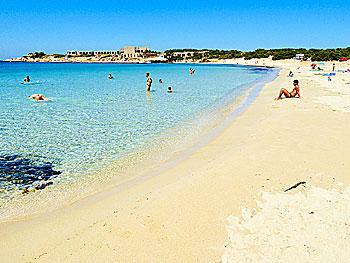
[0,62,276,218]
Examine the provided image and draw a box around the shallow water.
[0,62,270,202]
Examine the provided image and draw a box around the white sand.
[222,184,350,263]
[0,59,350,262]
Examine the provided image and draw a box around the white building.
[120,46,150,58]
[66,51,119,56]
[67,47,150,58]
[172,51,208,58]
[295,54,305,60]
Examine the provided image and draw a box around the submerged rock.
[0,154,61,194]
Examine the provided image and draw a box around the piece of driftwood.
[284,181,306,192]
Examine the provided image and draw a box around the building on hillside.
[172,51,208,58]
[138,47,150,53]
[66,47,150,58]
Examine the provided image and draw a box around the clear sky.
[1,0,349,59]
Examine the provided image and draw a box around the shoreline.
[0,64,277,223]
[1,60,350,262]
[1,60,277,68]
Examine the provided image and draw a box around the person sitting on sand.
[274,80,301,101]
[23,76,30,82]
[108,73,114,79]
[28,94,52,101]
[288,71,294,77]
[168,87,172,93]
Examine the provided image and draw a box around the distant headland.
[5,46,350,63]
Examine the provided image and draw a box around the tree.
[29,52,46,58]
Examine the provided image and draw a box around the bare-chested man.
[274,80,301,101]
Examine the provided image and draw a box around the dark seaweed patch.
[0,155,61,193]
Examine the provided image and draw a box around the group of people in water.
[145,67,196,93]
[22,76,52,101]
[25,66,301,102]
[26,70,177,102]
[145,73,172,93]
[23,76,52,101]
[144,67,195,93]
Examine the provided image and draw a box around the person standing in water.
[145,73,152,92]
[108,73,114,79]
[23,76,30,82]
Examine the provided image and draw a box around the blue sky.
[0,0,349,59]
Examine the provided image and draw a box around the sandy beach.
[1,59,350,262]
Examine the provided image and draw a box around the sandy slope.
[222,184,350,263]
[0,60,350,262]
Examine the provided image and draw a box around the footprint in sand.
[157,236,169,244]
[121,231,132,238]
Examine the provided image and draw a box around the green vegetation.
[173,56,184,61]
[165,47,350,62]
[206,49,243,59]
[245,48,350,61]
[28,52,46,58]
[79,54,94,57]
[52,54,65,58]
[23,47,350,62]
[144,50,160,54]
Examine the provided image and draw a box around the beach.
[1,60,350,262]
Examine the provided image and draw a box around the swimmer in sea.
[274,80,301,101]
[145,73,152,92]
[28,94,52,101]
[108,73,114,79]
[159,79,163,83]
[168,87,172,93]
